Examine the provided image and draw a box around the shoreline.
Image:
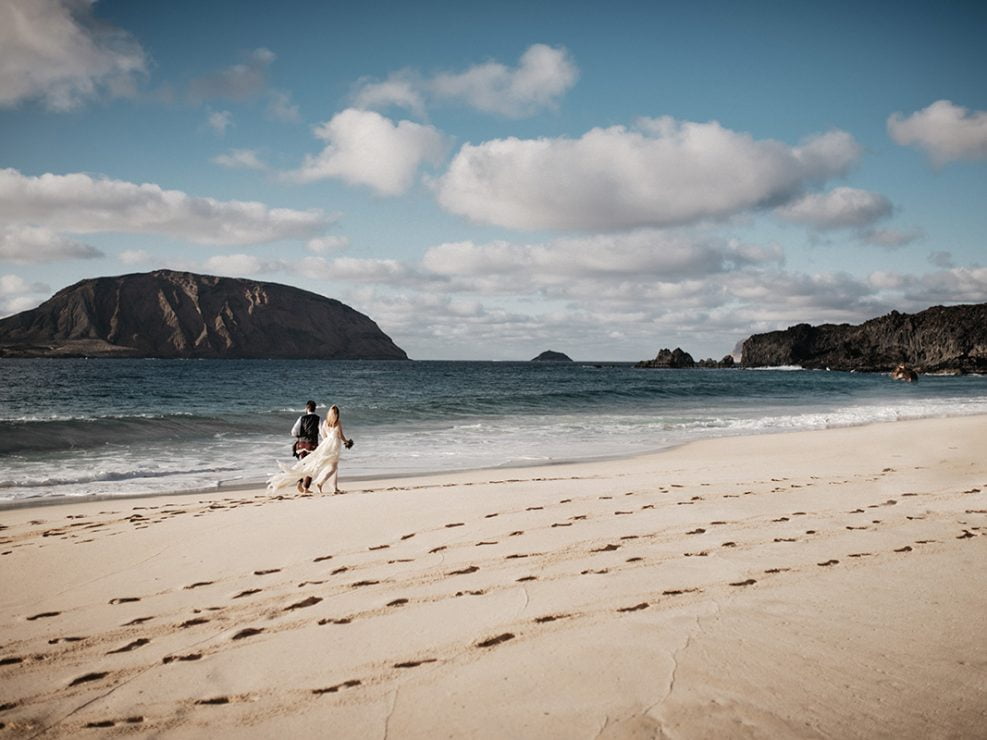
[3,410,984,513]
[2,413,984,737]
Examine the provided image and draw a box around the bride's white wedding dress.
[268,421,343,492]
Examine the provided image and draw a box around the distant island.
[531,350,573,362]
[741,303,987,374]
[0,270,408,360]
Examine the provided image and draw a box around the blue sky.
[1,0,985,360]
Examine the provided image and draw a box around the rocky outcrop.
[636,348,736,369]
[531,350,573,362]
[636,348,696,368]
[0,270,408,360]
[741,303,987,373]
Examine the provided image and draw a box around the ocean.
[2,359,986,505]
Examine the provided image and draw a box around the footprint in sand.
[106,638,150,654]
[729,579,757,587]
[445,522,465,528]
[123,616,154,626]
[400,533,416,540]
[394,659,438,669]
[387,598,409,607]
[626,557,644,563]
[429,546,447,554]
[894,545,913,553]
[254,569,281,576]
[285,596,322,611]
[662,588,699,596]
[686,528,706,535]
[318,617,353,625]
[447,566,479,576]
[162,653,202,664]
[312,680,361,694]
[817,560,839,567]
[484,513,500,519]
[184,581,214,590]
[331,566,350,575]
[180,618,210,628]
[350,580,380,588]
[69,671,109,687]
[233,589,262,599]
[476,633,515,648]
[475,541,498,546]
[534,614,571,623]
[591,543,621,552]
[196,697,232,706]
[26,611,60,621]
[551,522,572,528]
[313,555,334,562]
[0,657,24,666]
[48,636,85,644]
[231,628,264,640]
[847,553,872,558]
[617,603,649,612]
[516,576,537,582]
[764,568,791,573]
[368,544,390,551]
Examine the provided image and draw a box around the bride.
[269,404,353,494]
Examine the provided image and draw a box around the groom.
[290,400,320,493]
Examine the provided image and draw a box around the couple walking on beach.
[268,401,353,494]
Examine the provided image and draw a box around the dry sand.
[1,415,985,738]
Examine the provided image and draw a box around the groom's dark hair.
[305,400,316,412]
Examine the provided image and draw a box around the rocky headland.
[740,303,987,374]
[0,270,408,360]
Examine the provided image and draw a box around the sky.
[1,0,985,361]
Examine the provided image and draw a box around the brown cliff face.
[740,303,987,373]
[0,270,408,359]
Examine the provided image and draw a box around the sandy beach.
[2,415,985,738]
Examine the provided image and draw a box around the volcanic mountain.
[0,270,408,360]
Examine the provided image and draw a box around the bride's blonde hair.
[325,405,339,427]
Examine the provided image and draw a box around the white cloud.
[858,226,923,248]
[202,253,289,276]
[119,249,151,265]
[776,187,892,229]
[430,43,578,117]
[888,100,987,165]
[212,148,268,171]
[324,256,411,282]
[928,250,954,268]
[189,48,275,102]
[207,110,233,135]
[306,235,349,254]
[290,109,446,195]
[0,168,332,246]
[352,70,427,118]
[0,224,103,263]
[435,119,861,230]
[0,0,146,111]
[421,231,782,290]
[0,273,51,316]
[266,89,300,122]
[352,44,577,119]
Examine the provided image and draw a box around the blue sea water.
[2,358,987,504]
